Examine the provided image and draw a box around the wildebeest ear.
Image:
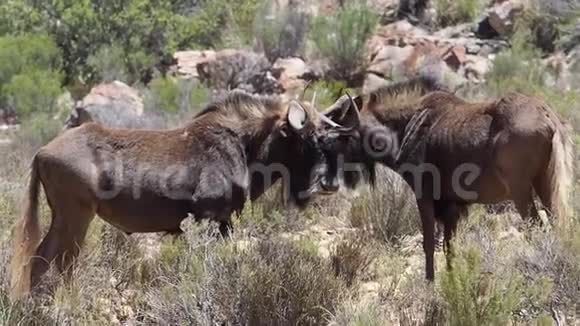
[322,92,361,130]
[287,100,307,131]
[64,106,93,129]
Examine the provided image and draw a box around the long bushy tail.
[546,112,574,226]
[10,155,42,299]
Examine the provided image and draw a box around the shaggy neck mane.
[347,77,448,189]
[191,91,288,162]
[364,76,447,122]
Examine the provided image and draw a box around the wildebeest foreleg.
[440,202,462,269]
[417,197,436,281]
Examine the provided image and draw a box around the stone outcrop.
[65,81,147,129]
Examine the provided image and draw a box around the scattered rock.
[440,45,467,71]
[363,73,391,94]
[476,17,500,39]
[487,0,526,35]
[197,50,283,94]
[272,57,319,95]
[366,19,508,85]
[172,50,217,79]
[434,23,476,39]
[462,54,492,82]
[65,81,147,129]
[368,45,415,76]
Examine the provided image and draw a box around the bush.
[329,298,386,326]
[224,0,263,47]
[310,2,378,82]
[0,33,61,87]
[331,235,375,286]
[349,166,419,245]
[254,2,310,62]
[440,246,527,326]
[146,76,210,114]
[3,70,63,119]
[87,44,130,83]
[303,79,352,111]
[516,227,580,314]
[0,33,62,120]
[435,0,482,27]
[146,230,348,325]
[14,112,63,148]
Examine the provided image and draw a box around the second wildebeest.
[322,77,573,281]
[10,90,359,298]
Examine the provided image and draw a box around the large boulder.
[172,50,217,80]
[272,57,323,95]
[487,0,526,35]
[196,50,282,94]
[65,81,148,129]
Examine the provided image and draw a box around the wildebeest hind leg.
[512,187,540,224]
[31,201,94,288]
[533,172,553,218]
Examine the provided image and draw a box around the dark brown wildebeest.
[322,77,573,280]
[11,90,359,298]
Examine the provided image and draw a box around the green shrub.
[148,77,180,114]
[146,77,210,114]
[87,44,130,83]
[3,70,63,119]
[310,1,378,82]
[440,246,524,326]
[0,33,63,121]
[254,2,310,62]
[349,166,419,245]
[303,79,352,111]
[0,0,43,35]
[226,0,262,46]
[0,33,61,86]
[435,0,482,27]
[14,112,63,147]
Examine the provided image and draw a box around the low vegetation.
[435,0,483,27]
[0,0,579,325]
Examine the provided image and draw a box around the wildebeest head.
[254,94,361,207]
[204,90,358,207]
[320,77,446,190]
[318,93,373,190]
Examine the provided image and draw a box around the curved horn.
[301,80,313,101]
[343,91,361,130]
[288,100,307,130]
[319,113,342,128]
[345,90,360,112]
[310,90,318,109]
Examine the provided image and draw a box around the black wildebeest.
[11,90,359,297]
[322,77,573,280]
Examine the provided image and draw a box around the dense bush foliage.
[0,33,63,120]
[254,2,310,62]
[0,0,261,86]
[310,1,378,83]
